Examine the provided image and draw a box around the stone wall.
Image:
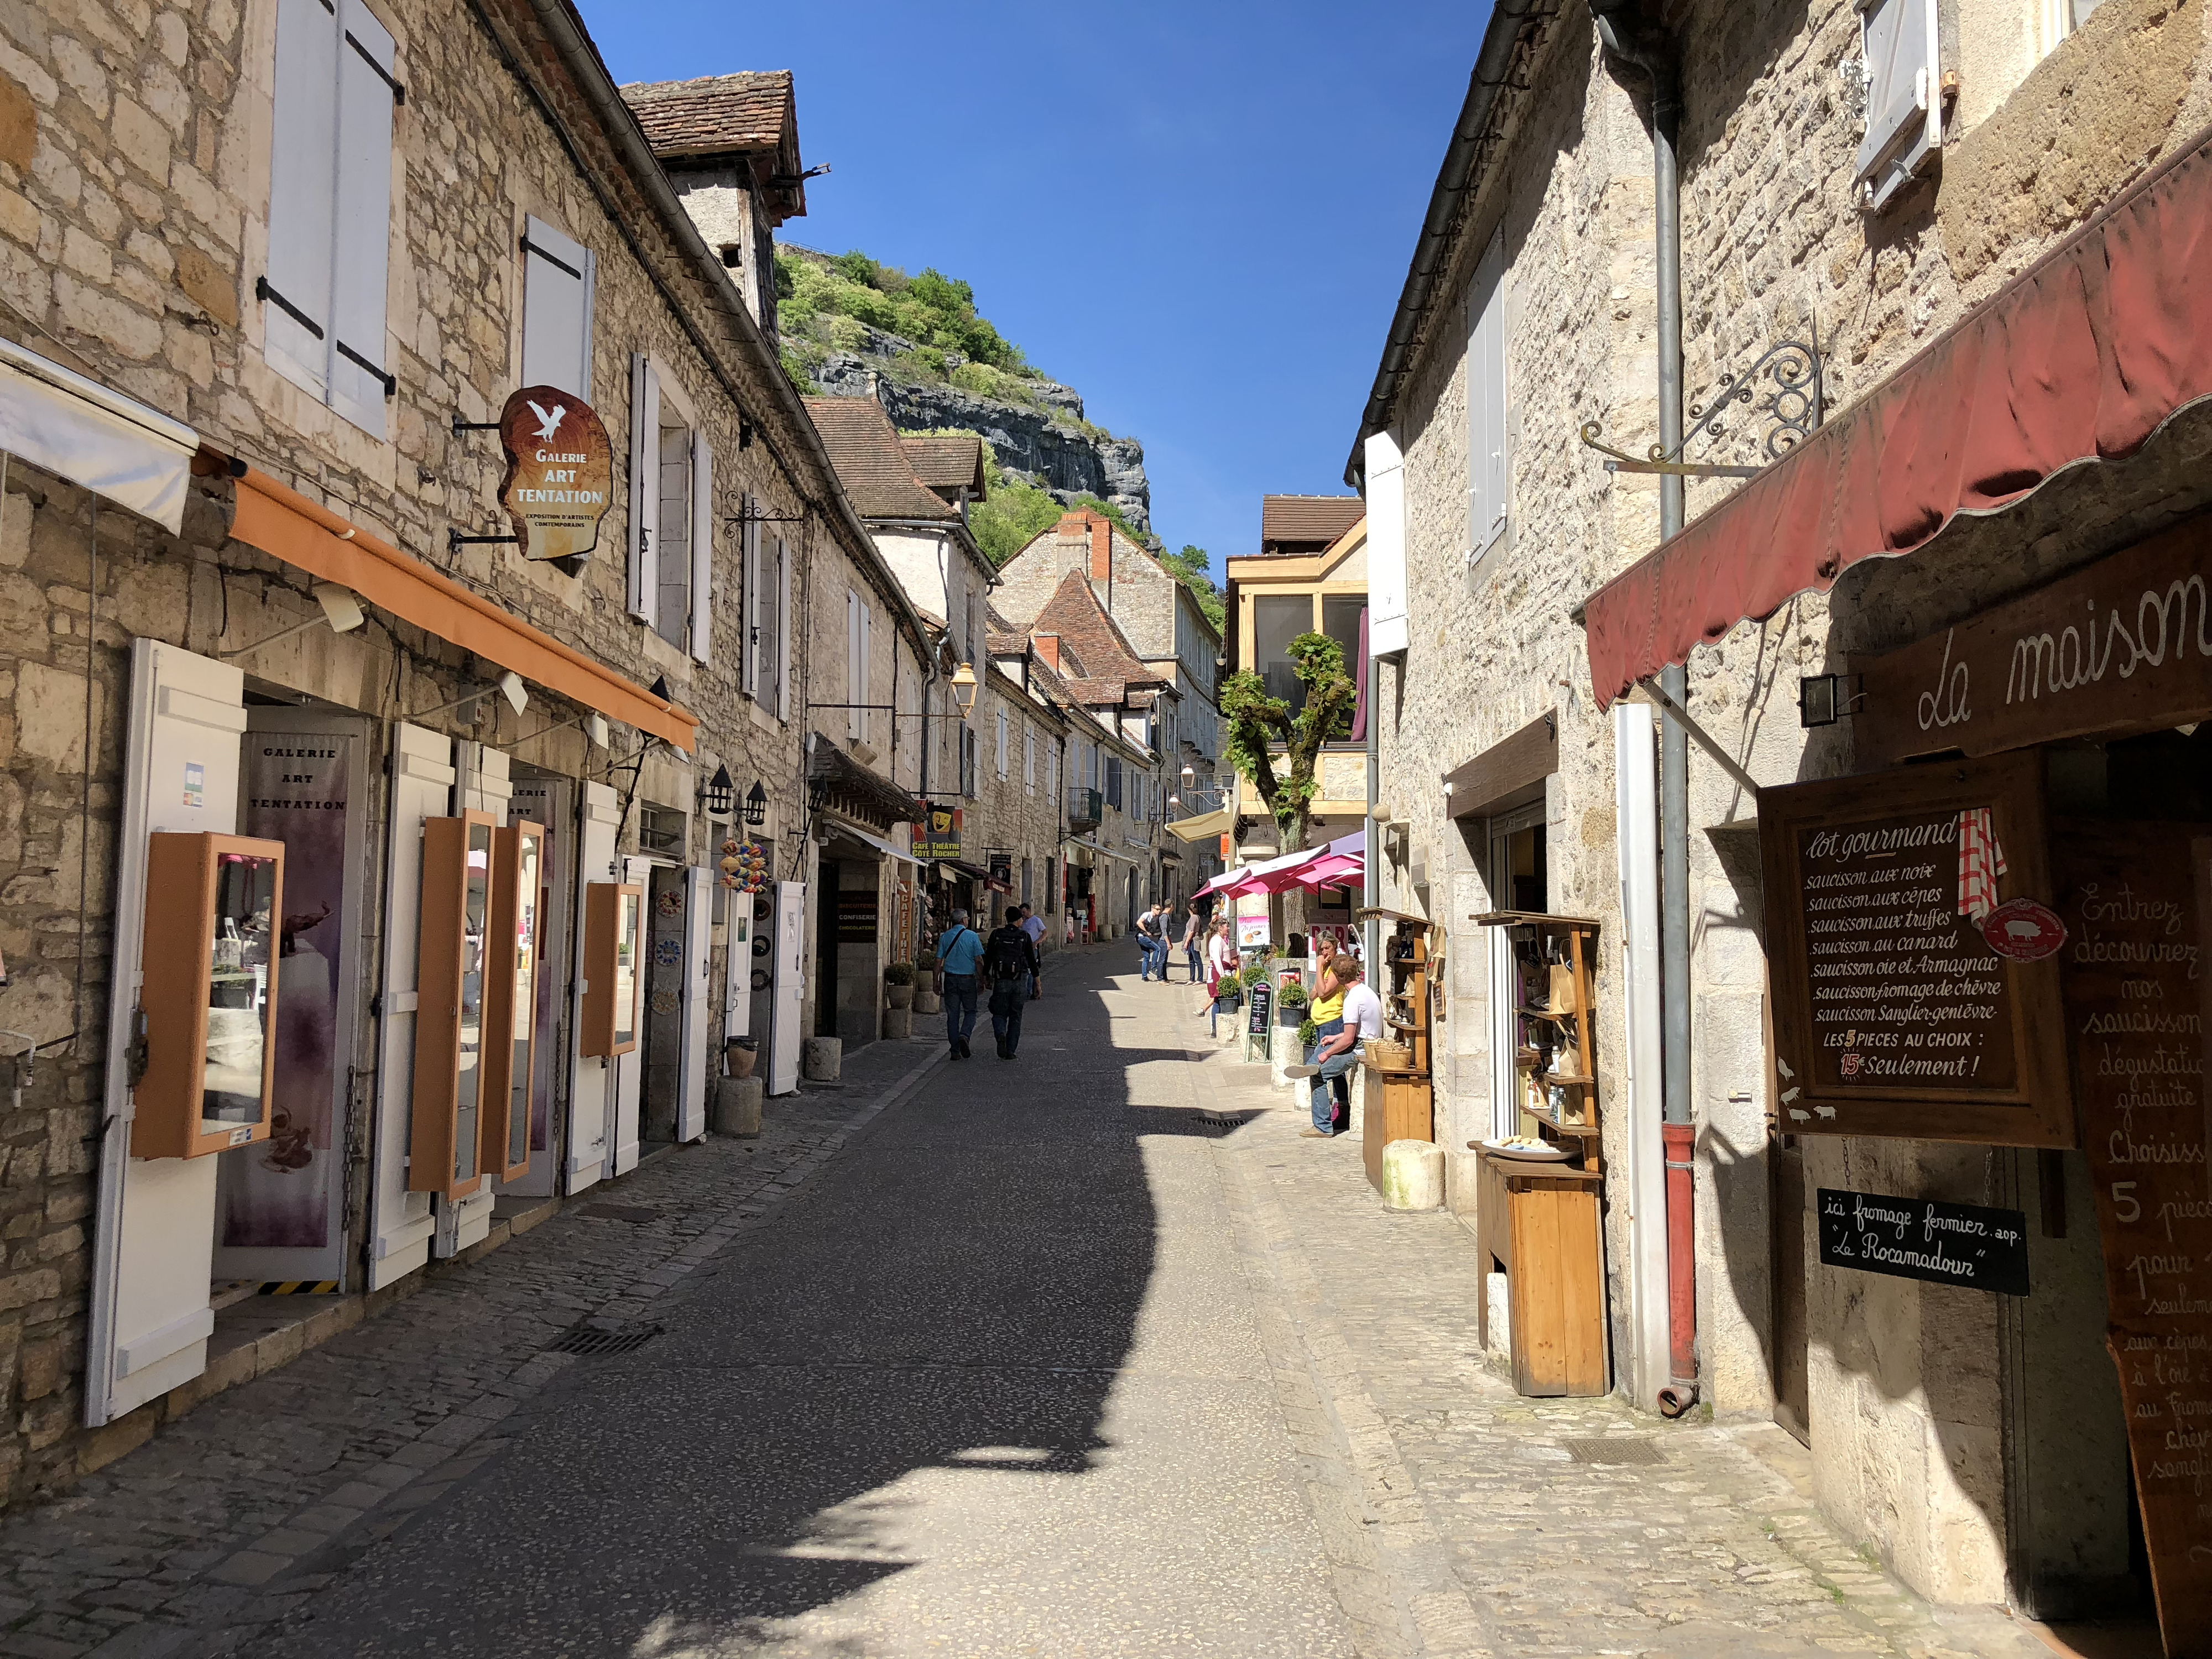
[972,671,1071,947]
[0,0,927,1505]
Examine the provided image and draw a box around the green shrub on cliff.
[776,246,1032,375]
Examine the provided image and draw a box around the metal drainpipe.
[1593,0,1699,1418]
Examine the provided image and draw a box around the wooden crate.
[1477,1151,1608,1397]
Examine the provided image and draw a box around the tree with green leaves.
[1218,632,1357,853]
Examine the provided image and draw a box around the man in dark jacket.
[983,904,1042,1060]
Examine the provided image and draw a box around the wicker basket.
[1363,1037,1412,1072]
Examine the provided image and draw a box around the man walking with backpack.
[936,909,987,1059]
[983,904,1041,1059]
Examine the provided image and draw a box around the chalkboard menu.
[1760,752,2073,1144]
[1815,1187,2030,1295]
[1245,981,1272,1036]
[2060,822,2212,1651]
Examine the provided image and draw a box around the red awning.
[1582,121,2212,711]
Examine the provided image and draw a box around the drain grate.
[1563,1437,1664,1465]
[549,1321,663,1357]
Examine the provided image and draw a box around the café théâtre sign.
[1856,519,2212,768]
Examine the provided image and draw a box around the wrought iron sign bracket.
[1582,338,1823,482]
[449,529,519,551]
[452,413,502,435]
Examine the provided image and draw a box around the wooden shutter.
[520,215,595,401]
[627,354,658,625]
[775,538,791,721]
[846,591,862,741]
[1855,0,1941,211]
[740,498,760,698]
[328,0,396,436]
[263,0,340,399]
[1364,429,1408,655]
[857,604,872,744]
[688,432,713,664]
[1467,232,1507,561]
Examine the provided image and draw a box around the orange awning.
[230,468,696,751]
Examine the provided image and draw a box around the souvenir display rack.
[1477,910,1601,1171]
[1357,910,1434,1193]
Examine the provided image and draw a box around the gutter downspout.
[1592,0,1698,1419]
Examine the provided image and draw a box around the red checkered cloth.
[1957,808,2007,924]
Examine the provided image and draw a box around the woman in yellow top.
[1302,936,1349,1135]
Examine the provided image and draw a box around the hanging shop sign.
[915,804,963,860]
[1757,751,2073,1145]
[987,852,1013,893]
[498,384,614,562]
[2059,822,2212,1651]
[1815,1187,2030,1295]
[1857,518,2212,768]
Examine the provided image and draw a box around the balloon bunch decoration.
[719,837,771,894]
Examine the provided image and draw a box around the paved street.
[3,948,2053,1658]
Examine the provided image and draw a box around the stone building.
[0,0,928,1505]
[975,632,1078,948]
[993,508,1217,894]
[1350,0,2212,1630]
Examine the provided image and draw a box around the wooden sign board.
[498,385,614,562]
[1814,1187,2030,1295]
[2059,823,2212,1656]
[1858,517,2212,768]
[915,805,962,860]
[1758,752,2074,1144]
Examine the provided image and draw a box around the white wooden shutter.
[775,538,791,721]
[688,432,713,664]
[996,708,1007,779]
[1025,724,1035,792]
[328,0,396,436]
[858,604,873,744]
[1467,232,1507,562]
[627,354,658,625]
[740,497,761,698]
[1364,428,1408,655]
[1854,0,1941,211]
[520,215,595,400]
[263,0,340,399]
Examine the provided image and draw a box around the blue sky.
[583,2,1493,573]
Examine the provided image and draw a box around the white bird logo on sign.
[525,400,566,442]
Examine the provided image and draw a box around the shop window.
[627,358,712,660]
[262,0,399,437]
[520,215,595,400]
[1467,229,1507,560]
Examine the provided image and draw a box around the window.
[263,0,399,437]
[626,358,712,660]
[1253,594,1311,713]
[1105,755,1123,811]
[1020,858,1032,906]
[1467,229,1507,560]
[995,707,1008,780]
[961,724,978,798]
[1024,724,1036,794]
[846,590,872,744]
[1854,0,1941,212]
[520,215,594,400]
[1045,857,1056,914]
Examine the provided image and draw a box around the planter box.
[884,983,915,1010]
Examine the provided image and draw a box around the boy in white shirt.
[1288,958,1383,1136]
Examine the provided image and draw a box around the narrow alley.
[1,951,2052,1659]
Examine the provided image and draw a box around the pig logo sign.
[497,385,614,562]
[1979,897,2067,962]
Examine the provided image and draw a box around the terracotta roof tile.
[900,435,988,502]
[620,71,794,158]
[1260,493,1365,551]
[803,397,959,522]
[1030,568,1165,692]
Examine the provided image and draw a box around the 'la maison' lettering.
[1858,519,2212,766]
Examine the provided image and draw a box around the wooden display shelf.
[1475,1149,1608,1397]
[1363,914,1434,1197]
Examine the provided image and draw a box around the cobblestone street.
[0,950,2061,1658]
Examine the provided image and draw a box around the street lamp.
[702,763,734,817]
[743,779,769,827]
[951,661,979,716]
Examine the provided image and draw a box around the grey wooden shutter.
[740,498,761,698]
[1854,0,1940,211]
[775,538,791,721]
[627,354,658,626]
[520,215,595,400]
[327,0,397,435]
[1467,232,1507,561]
[688,432,713,665]
[263,0,340,398]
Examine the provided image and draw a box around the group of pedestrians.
[936,902,1045,1061]
[1134,900,1207,983]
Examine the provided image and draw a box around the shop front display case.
[1357,911,1434,1193]
[1470,910,1608,1397]
[477,821,545,1185]
[131,832,286,1159]
[411,811,496,1199]
[581,880,643,1058]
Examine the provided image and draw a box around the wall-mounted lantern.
[743,780,769,828]
[702,763,734,817]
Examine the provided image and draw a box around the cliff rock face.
[813,348,1151,535]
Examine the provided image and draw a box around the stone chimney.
[1034,633,1062,671]
[1087,517,1112,612]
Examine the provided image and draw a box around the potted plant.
[884,961,915,1010]
[1214,968,1243,1011]
[1276,979,1309,1027]
[911,948,941,1015]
